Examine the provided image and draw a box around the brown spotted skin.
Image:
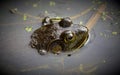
[30,17,89,55]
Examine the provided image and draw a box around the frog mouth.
[73,34,89,49]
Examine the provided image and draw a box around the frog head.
[46,17,89,54]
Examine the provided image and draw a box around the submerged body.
[30,17,89,55]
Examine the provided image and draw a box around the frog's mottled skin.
[30,17,89,55]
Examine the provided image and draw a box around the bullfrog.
[30,16,89,55]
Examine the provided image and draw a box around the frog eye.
[60,30,76,43]
[59,17,72,28]
[66,31,74,41]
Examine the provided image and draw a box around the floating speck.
[25,27,32,32]
[79,21,83,25]
[112,32,117,35]
[33,3,38,7]
[49,1,56,6]
[101,12,108,21]
[100,32,103,36]
[102,12,106,16]
[23,14,27,21]
[79,64,84,72]
[45,10,48,14]
[101,16,106,21]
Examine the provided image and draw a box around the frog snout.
[79,26,88,33]
[74,26,89,37]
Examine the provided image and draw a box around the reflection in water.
[20,58,107,75]
[99,30,120,38]
[21,65,50,72]
[20,30,98,75]
[84,29,96,46]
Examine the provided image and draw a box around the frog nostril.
[81,27,88,32]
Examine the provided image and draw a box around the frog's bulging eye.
[60,30,76,43]
[65,31,74,41]
[59,17,72,28]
